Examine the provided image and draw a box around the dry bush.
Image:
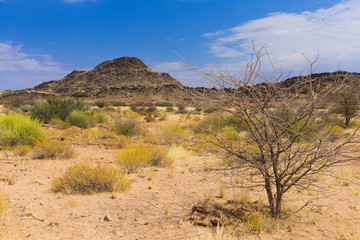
[5,145,32,156]
[32,139,76,159]
[115,144,173,173]
[52,164,129,194]
[156,124,185,145]
[113,118,141,137]
[122,109,140,119]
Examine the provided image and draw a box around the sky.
[0,0,359,90]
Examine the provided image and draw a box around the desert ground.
[0,105,359,240]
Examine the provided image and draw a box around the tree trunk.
[345,115,351,127]
[264,176,275,216]
[275,191,283,217]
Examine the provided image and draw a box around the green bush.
[113,118,140,137]
[68,110,95,129]
[0,114,46,146]
[195,114,246,133]
[144,115,156,123]
[111,101,127,107]
[52,164,130,194]
[31,97,89,123]
[94,112,109,124]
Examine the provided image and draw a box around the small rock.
[40,202,46,206]
[9,200,16,204]
[177,218,184,225]
[104,215,113,221]
[14,164,18,167]
[21,216,27,220]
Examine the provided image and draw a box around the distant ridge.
[0,56,359,104]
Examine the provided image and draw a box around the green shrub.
[113,118,140,137]
[285,119,319,142]
[94,112,108,124]
[111,101,127,107]
[52,164,130,194]
[31,97,89,123]
[32,139,76,159]
[145,106,158,114]
[155,101,173,107]
[196,114,246,133]
[83,128,114,140]
[68,110,95,129]
[0,114,46,146]
[144,115,156,123]
[166,106,174,112]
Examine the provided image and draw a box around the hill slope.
[34,57,183,98]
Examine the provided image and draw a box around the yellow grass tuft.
[53,164,130,194]
[32,139,76,159]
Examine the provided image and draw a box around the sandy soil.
[0,132,360,239]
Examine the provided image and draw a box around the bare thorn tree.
[186,44,358,217]
[330,77,360,127]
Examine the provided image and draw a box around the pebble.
[9,200,16,204]
[104,215,113,221]
[40,202,46,206]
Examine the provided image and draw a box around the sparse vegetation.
[52,164,130,194]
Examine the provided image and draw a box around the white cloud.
[203,0,360,74]
[0,42,67,90]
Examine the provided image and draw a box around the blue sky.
[0,0,359,90]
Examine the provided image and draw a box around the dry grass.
[192,225,237,240]
[167,144,189,161]
[32,139,76,159]
[52,164,130,194]
[115,144,174,173]
[5,144,32,156]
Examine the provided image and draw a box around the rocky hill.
[34,57,183,98]
[0,57,187,103]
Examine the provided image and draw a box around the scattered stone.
[40,202,46,206]
[9,200,16,204]
[14,164,18,167]
[104,215,113,221]
[21,216,27,220]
